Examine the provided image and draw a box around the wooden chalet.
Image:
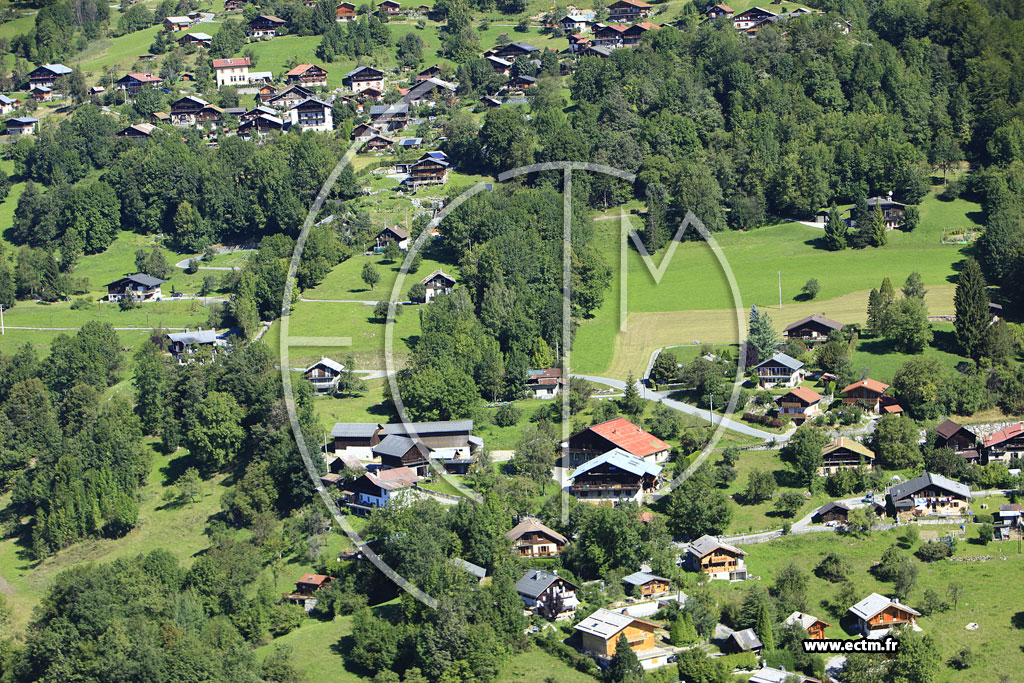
[622,571,670,597]
[224,0,246,10]
[592,23,628,48]
[568,448,663,504]
[526,367,564,399]
[288,97,333,131]
[819,437,875,476]
[887,472,972,521]
[163,15,194,32]
[935,419,980,463]
[516,569,580,619]
[723,628,763,654]
[27,63,72,88]
[684,535,747,580]
[238,113,284,137]
[582,44,613,58]
[416,65,441,81]
[606,0,653,23]
[575,609,664,666]
[847,196,907,230]
[368,102,409,131]
[491,41,540,60]
[848,593,919,636]
[29,86,52,102]
[505,519,568,557]
[402,77,456,105]
[732,7,777,31]
[332,420,477,456]
[285,63,328,87]
[373,434,431,476]
[810,501,851,525]
[336,2,358,21]
[169,95,209,126]
[116,122,157,139]
[776,386,823,422]
[420,269,456,302]
[784,611,830,639]
[0,95,20,115]
[565,417,670,467]
[753,353,804,388]
[248,14,285,38]
[982,422,1024,464]
[377,0,402,15]
[362,132,394,152]
[559,14,592,33]
[282,573,333,610]
[106,273,164,302]
[256,83,278,103]
[839,378,891,414]
[343,65,386,93]
[176,32,212,48]
[115,72,162,95]
[622,21,659,45]
[303,357,344,394]
[347,466,420,514]
[406,152,449,186]
[5,117,38,135]
[486,55,512,74]
[704,3,734,19]
[166,329,225,362]
[374,225,409,250]
[508,74,537,91]
[267,84,315,109]
[783,313,843,343]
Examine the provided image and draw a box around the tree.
[977,523,994,544]
[823,204,847,250]
[511,424,556,486]
[772,563,809,613]
[869,205,887,247]
[802,278,820,299]
[382,241,401,264]
[904,205,920,231]
[866,288,886,336]
[669,613,698,646]
[781,425,827,487]
[748,305,779,362]
[755,598,775,651]
[845,507,874,535]
[902,272,926,300]
[774,491,805,517]
[743,469,776,504]
[886,629,938,683]
[605,633,644,683]
[396,32,424,68]
[175,467,202,505]
[872,413,921,468]
[665,466,732,538]
[650,350,678,384]
[946,582,964,611]
[173,201,209,252]
[619,372,644,419]
[953,257,990,360]
[183,391,245,474]
[886,297,933,353]
[815,552,851,582]
[361,262,380,290]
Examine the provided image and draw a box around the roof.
[297,573,329,585]
[286,63,324,76]
[687,534,746,558]
[983,421,1024,448]
[754,353,803,372]
[331,422,380,438]
[420,269,456,285]
[840,378,889,395]
[822,437,874,461]
[182,32,212,40]
[304,357,344,374]
[610,0,652,7]
[119,123,156,137]
[378,225,410,239]
[889,472,972,501]
[165,16,193,23]
[622,571,669,586]
[586,417,670,458]
[372,434,423,458]
[382,420,472,435]
[344,65,384,79]
[812,501,851,518]
[0,95,15,104]
[452,557,486,580]
[505,41,539,52]
[778,386,822,404]
[30,86,51,92]
[936,419,973,441]
[166,329,219,345]
[515,568,575,598]
[364,466,420,490]
[369,103,409,115]
[784,611,829,630]
[254,13,286,22]
[505,518,567,545]
[487,55,512,66]
[728,628,763,651]
[849,593,920,621]
[411,157,449,169]
[399,138,423,146]
[36,63,72,75]
[212,58,250,69]
[574,608,656,640]
[122,72,161,83]
[288,97,331,110]
[7,117,38,124]
[749,667,815,683]
[784,313,843,333]
[108,273,165,287]
[570,448,662,480]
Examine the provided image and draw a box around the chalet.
[732,7,777,31]
[753,353,804,388]
[88,85,105,96]
[333,420,478,457]
[982,422,1024,464]
[373,434,431,475]
[285,63,328,87]
[303,357,344,394]
[887,471,972,521]
[166,329,226,362]
[169,95,209,125]
[176,32,212,48]
[623,571,670,597]
[224,0,246,10]
[238,113,284,137]
[592,23,628,48]
[28,64,72,88]
[996,503,1023,540]
[374,225,409,250]
[560,15,591,33]
[267,84,315,110]
[810,501,851,525]
[568,33,591,54]
[582,44,613,58]
[846,196,907,230]
[0,95,19,115]
[377,0,402,15]
[704,3,734,19]
[784,611,830,639]
[622,21,659,45]
[568,448,663,504]
[248,14,286,38]
[163,15,194,32]
[402,77,456,106]
[282,574,332,610]
[683,535,747,581]
[6,117,37,135]
[29,86,52,102]
[255,83,279,103]
[416,65,441,81]
[505,518,567,557]
[516,569,580,619]
[565,417,670,467]
[357,86,383,102]
[486,55,512,74]
[106,273,164,302]
[288,98,333,131]
[363,133,394,152]
[526,367,564,399]
[397,137,422,149]
[839,378,890,413]
[819,437,875,476]
[508,74,537,91]
[606,0,653,23]
[776,386,823,422]
[115,72,162,95]
[241,105,278,121]
[848,593,920,637]
[247,71,273,85]
[343,65,386,93]
[492,41,541,61]
[336,2,358,21]
[406,154,449,186]
[723,628,763,654]
[348,466,420,514]
[212,58,250,88]
[368,102,409,131]
[935,419,980,463]
[783,313,843,343]
[575,609,665,669]
[420,270,456,302]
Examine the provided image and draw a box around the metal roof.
[574,608,654,640]
[849,593,920,621]
[754,352,803,371]
[372,434,422,458]
[452,557,486,580]
[166,330,219,345]
[304,357,344,374]
[515,568,566,598]
[109,273,165,287]
[505,518,567,545]
[622,571,668,586]
[382,419,473,435]
[888,472,971,501]
[330,423,380,438]
[570,448,662,480]
[728,628,763,652]
[783,313,843,332]
[686,534,746,558]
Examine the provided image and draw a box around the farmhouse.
[268,84,315,109]
[559,13,592,32]
[416,65,441,81]
[163,16,194,32]
[848,593,920,637]
[568,449,663,504]
[343,65,386,93]
[592,23,628,48]
[402,77,456,106]
[819,437,875,475]
[783,611,830,639]
[368,102,409,130]
[29,86,52,102]
[776,386,823,422]
[491,41,541,60]
[732,7,777,31]
[332,420,478,457]
[564,417,671,467]
[5,117,38,135]
[935,418,980,463]
[723,628,763,654]
[887,471,972,521]
[106,274,165,302]
[374,225,409,250]
[176,32,212,48]
[116,123,157,138]
[336,2,358,21]
[347,467,420,514]
[515,569,580,619]
[238,113,284,137]
[303,357,344,394]
[282,574,332,610]
[606,0,653,23]
[406,154,449,185]
[505,518,567,557]
[373,434,431,476]
[810,501,851,524]
[839,378,890,413]
[574,608,665,668]
[27,63,72,88]
[166,329,226,362]
[420,270,456,302]
[623,571,670,597]
[115,72,162,95]
[288,98,333,131]
[486,55,512,74]
[377,0,402,16]
[783,313,843,343]
[285,63,328,87]
[704,3,734,19]
[169,95,209,126]
[362,133,394,152]
[753,353,804,388]
[997,503,1023,540]
[212,58,250,88]
[847,196,907,230]
[248,14,286,38]
[982,421,1024,464]
[526,367,564,399]
[683,535,747,580]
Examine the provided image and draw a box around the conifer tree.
[823,203,847,250]
[748,305,779,362]
[954,257,990,360]
[870,205,887,246]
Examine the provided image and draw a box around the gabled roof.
[269,84,314,100]
[749,667,817,683]
[33,63,72,75]
[7,117,37,124]
[286,63,325,76]
[297,573,330,585]
[109,273,165,287]
[304,357,344,374]
[609,0,652,8]
[120,72,162,83]
[377,225,410,239]
[778,386,822,404]
[331,422,381,438]
[889,472,972,501]
[172,95,209,107]
[382,419,473,435]
[0,95,16,105]
[622,571,669,586]
[784,313,843,333]
[515,568,576,598]
[982,421,1024,448]
[364,466,420,490]
[849,593,920,621]
[728,628,763,651]
[165,15,193,23]
[166,329,219,345]
[30,85,51,92]
[420,269,456,285]
[812,501,851,518]
[840,378,889,395]
[486,55,512,66]
[754,353,803,372]
[372,434,425,458]
[936,419,973,441]
[574,608,655,639]
[585,417,670,458]
[288,97,331,111]
[344,65,385,79]
[369,103,409,115]
[505,518,567,545]
[452,557,486,580]
[212,58,250,69]
[570,448,662,480]
[784,611,830,630]
[253,13,286,22]
[822,437,874,461]
[504,41,540,52]
[180,32,212,40]
[687,534,746,558]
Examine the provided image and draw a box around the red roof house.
[566,417,671,467]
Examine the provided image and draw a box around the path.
[299,297,378,305]
[174,246,254,271]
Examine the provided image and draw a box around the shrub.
[974,512,993,524]
[492,403,521,427]
[70,297,92,310]
[719,652,758,671]
[916,541,952,562]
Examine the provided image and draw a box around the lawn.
[848,322,968,384]
[1,297,215,330]
[303,251,451,302]
[312,378,394,427]
[253,615,365,682]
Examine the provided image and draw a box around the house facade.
[505,519,568,557]
[336,2,358,21]
[420,270,456,302]
[810,501,851,525]
[163,16,194,32]
[568,449,662,504]
[783,313,843,343]
[213,58,250,88]
[848,594,920,636]
[374,225,409,250]
[515,569,580,619]
[27,63,72,88]
[288,98,333,131]
[348,466,420,514]
[819,437,875,476]
[982,422,1024,464]
[784,611,830,639]
[776,386,822,422]
[303,357,344,394]
[373,434,431,476]
[753,353,804,388]
[847,196,907,230]
[166,329,225,362]
[684,535,748,580]
[106,274,165,302]
[732,7,776,30]
[285,63,329,87]
[526,367,564,399]
[343,65,386,93]
[115,72,162,95]
[564,417,671,467]
[840,378,890,413]
[606,0,653,23]
[6,117,38,135]
[575,609,665,669]
[248,14,286,38]
[936,419,980,463]
[268,84,314,109]
[407,156,449,185]
[623,572,670,597]
[887,472,972,521]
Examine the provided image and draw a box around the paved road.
[174,246,254,271]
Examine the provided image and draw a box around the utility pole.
[777,271,782,310]
[708,392,714,425]
[1,304,4,335]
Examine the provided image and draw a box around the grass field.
[720,448,829,534]
[303,251,451,301]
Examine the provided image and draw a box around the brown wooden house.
[373,434,431,476]
[505,518,568,557]
[623,571,670,597]
[569,449,662,504]
[849,593,919,636]
[575,608,660,660]
[982,421,1024,464]
[565,417,671,467]
[420,269,456,302]
[684,535,747,580]
[887,471,972,521]
[606,0,653,23]
[776,386,823,422]
[839,378,890,413]
[935,419,980,463]
[285,63,328,87]
[819,437,875,476]
[810,501,851,524]
[783,313,843,343]
[336,1,358,21]
[516,569,580,619]
[784,611,830,639]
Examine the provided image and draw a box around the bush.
[536,633,601,676]
[492,403,521,427]
[721,651,758,671]
[948,646,976,670]
[70,297,92,310]
[977,522,994,544]
[916,541,952,562]
[974,512,993,524]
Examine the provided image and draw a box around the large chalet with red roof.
[115,72,161,95]
[839,378,902,414]
[565,417,670,467]
[983,422,1024,464]
[285,63,328,87]
[776,386,823,422]
[606,0,653,23]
